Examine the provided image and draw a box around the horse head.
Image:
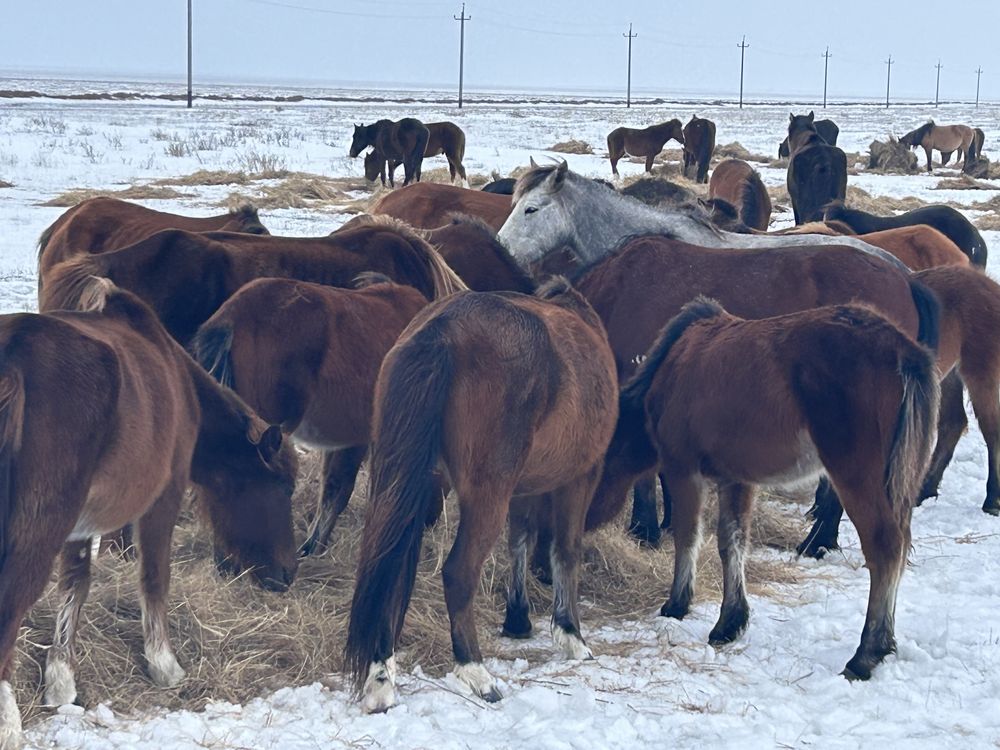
[364,148,385,183]
[498,159,576,269]
[349,123,371,158]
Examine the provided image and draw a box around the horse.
[899,121,974,172]
[607,119,684,176]
[779,224,970,271]
[0,279,299,750]
[365,122,468,187]
[778,118,839,158]
[681,115,716,183]
[426,215,537,293]
[193,276,431,558]
[707,159,772,231]
[37,197,268,293]
[798,264,1000,558]
[823,201,988,267]
[588,297,938,681]
[349,119,430,187]
[481,177,517,194]
[344,280,617,712]
[372,181,512,231]
[786,112,847,225]
[40,216,466,345]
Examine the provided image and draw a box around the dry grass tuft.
[971,194,1000,212]
[845,185,937,214]
[15,452,810,727]
[715,142,772,164]
[40,186,192,207]
[153,169,287,187]
[933,174,998,191]
[975,213,1000,231]
[0,179,12,189]
[221,174,374,212]
[548,139,594,155]
[867,138,918,174]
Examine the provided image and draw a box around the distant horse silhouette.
[0,280,298,749]
[681,115,716,183]
[707,159,772,231]
[778,118,839,158]
[899,121,974,172]
[363,121,468,187]
[786,112,847,224]
[588,297,938,681]
[607,119,684,176]
[344,281,617,712]
[372,182,512,231]
[350,119,430,186]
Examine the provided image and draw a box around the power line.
[243,0,433,20]
[624,23,637,108]
[454,3,470,108]
[737,36,749,109]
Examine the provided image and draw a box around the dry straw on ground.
[867,138,918,174]
[16,451,811,728]
[933,174,998,191]
[41,185,192,207]
[975,214,1000,231]
[715,142,772,164]
[0,180,12,189]
[221,174,374,213]
[153,169,290,187]
[548,139,594,155]
[844,185,936,214]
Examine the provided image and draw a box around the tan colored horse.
[899,121,974,172]
[607,120,684,176]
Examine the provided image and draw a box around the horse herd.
[0,112,998,745]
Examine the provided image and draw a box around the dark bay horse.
[0,280,298,748]
[823,202,988,267]
[426,215,537,293]
[37,197,268,292]
[350,118,430,186]
[899,121,974,172]
[365,121,468,187]
[778,118,839,158]
[786,112,847,225]
[345,280,617,712]
[40,216,465,344]
[607,119,684,176]
[707,159,772,231]
[588,298,938,681]
[372,182,512,231]
[681,115,716,183]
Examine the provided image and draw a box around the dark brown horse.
[786,112,847,224]
[707,159,772,231]
[607,119,684,176]
[37,197,268,292]
[681,115,716,183]
[0,279,298,748]
[40,216,466,344]
[588,298,938,681]
[778,118,839,158]
[344,280,617,712]
[899,121,974,172]
[426,215,537,293]
[365,121,468,187]
[372,182,513,231]
[350,119,430,186]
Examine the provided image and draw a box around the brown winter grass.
[548,139,594,155]
[845,185,938,214]
[715,142,772,164]
[933,174,998,191]
[40,185,193,207]
[0,180,12,189]
[15,451,809,727]
[975,213,1000,231]
[153,168,290,187]
[221,174,374,212]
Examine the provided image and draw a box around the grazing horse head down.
[349,123,375,158]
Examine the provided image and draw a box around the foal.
[345,280,617,712]
[588,299,939,680]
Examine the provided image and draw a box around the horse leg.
[530,515,553,585]
[457,160,469,187]
[940,151,952,166]
[629,475,661,547]
[136,483,185,688]
[502,499,535,638]
[925,145,933,172]
[918,370,966,504]
[299,446,366,557]
[796,476,845,558]
[964,372,1000,514]
[43,540,93,706]
[645,154,656,173]
[609,148,621,177]
[659,472,673,531]
[660,472,706,619]
[709,482,754,645]
[387,161,397,188]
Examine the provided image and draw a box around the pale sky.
[2,0,997,101]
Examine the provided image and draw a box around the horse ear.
[807,111,815,122]
[249,422,283,466]
[554,160,568,186]
[529,156,539,168]
[789,113,794,123]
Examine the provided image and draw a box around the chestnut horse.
[365,121,468,187]
[588,298,938,681]
[786,112,847,224]
[899,121,974,172]
[37,197,268,293]
[0,280,298,750]
[40,216,465,344]
[426,215,537,293]
[350,119,429,187]
[681,115,716,183]
[607,119,684,176]
[707,159,772,231]
[372,182,512,231]
[345,280,617,712]
[780,224,970,271]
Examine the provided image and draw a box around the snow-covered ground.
[3,82,1000,748]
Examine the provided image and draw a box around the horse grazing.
[0,280,298,750]
[786,112,847,225]
[899,121,974,172]
[707,159,772,231]
[607,119,684,176]
[823,201,988,267]
[40,216,465,344]
[363,121,468,188]
[350,119,430,187]
[344,281,617,712]
[778,117,839,158]
[681,115,716,183]
[372,181,512,231]
[427,215,536,293]
[37,197,268,292]
[589,298,938,680]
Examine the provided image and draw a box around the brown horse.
[786,112,847,224]
[426,215,537,293]
[779,224,970,271]
[37,197,268,292]
[899,121,974,172]
[0,279,298,749]
[681,115,716,183]
[350,119,430,186]
[365,121,468,187]
[344,280,617,712]
[40,216,465,344]
[193,277,430,557]
[589,298,938,681]
[707,159,772,231]
[372,182,513,231]
[607,119,684,176]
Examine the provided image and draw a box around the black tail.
[191,324,235,389]
[907,278,941,353]
[345,317,453,692]
[0,366,24,572]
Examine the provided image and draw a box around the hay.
[620,175,702,207]
[867,138,918,174]
[154,169,284,187]
[548,139,593,155]
[40,186,192,207]
[221,175,374,212]
[715,142,771,164]
[845,185,936,214]
[974,213,1000,231]
[15,451,809,727]
[0,179,12,189]
[933,174,998,191]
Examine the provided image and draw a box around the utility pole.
[935,60,943,107]
[737,35,749,109]
[186,0,193,108]
[454,3,470,109]
[624,23,637,108]
[885,55,893,109]
[976,67,983,108]
[822,46,831,109]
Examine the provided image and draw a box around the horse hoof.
[841,663,872,682]
[361,657,398,714]
[43,659,77,707]
[146,646,185,688]
[552,628,593,660]
[708,616,749,646]
[795,538,836,560]
[501,611,533,640]
[454,662,502,703]
[982,499,1000,516]
[660,600,689,620]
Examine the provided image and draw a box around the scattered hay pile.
[548,139,593,155]
[933,174,997,191]
[845,185,935,213]
[222,174,374,212]
[867,138,918,174]
[974,213,1000,231]
[960,157,992,179]
[620,175,702,207]
[153,169,289,187]
[41,185,192,207]
[715,142,771,164]
[0,179,12,189]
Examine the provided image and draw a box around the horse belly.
[749,430,824,491]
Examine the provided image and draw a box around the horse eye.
[524,206,538,215]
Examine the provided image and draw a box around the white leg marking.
[454,662,502,702]
[0,681,22,750]
[361,656,397,714]
[43,658,77,707]
[145,643,185,688]
[551,626,594,661]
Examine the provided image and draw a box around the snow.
[3,81,1000,748]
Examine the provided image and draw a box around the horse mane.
[903,122,934,144]
[512,163,563,203]
[190,324,236,390]
[37,222,57,264]
[354,271,396,289]
[740,170,763,228]
[41,254,106,313]
[533,276,598,325]
[445,212,496,236]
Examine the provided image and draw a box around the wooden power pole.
[737,36,749,109]
[187,0,193,108]
[624,23,637,108]
[885,55,893,109]
[822,46,831,108]
[454,3,470,108]
[935,60,943,107]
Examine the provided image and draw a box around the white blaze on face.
[361,656,397,714]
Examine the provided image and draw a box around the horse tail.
[345,316,453,692]
[0,365,24,572]
[40,254,108,312]
[191,323,236,390]
[908,278,941,353]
